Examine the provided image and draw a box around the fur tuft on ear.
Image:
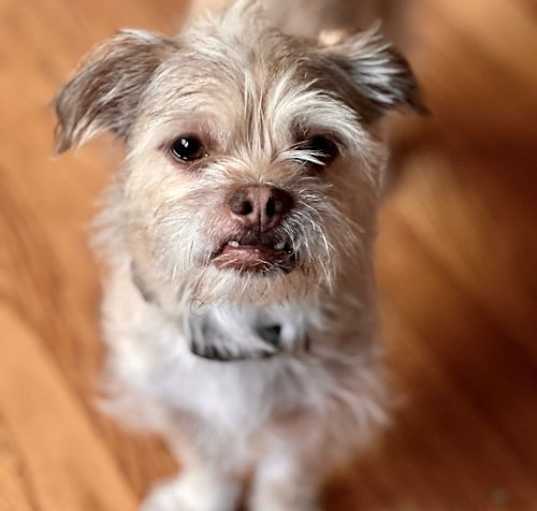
[221,0,267,30]
[54,29,178,153]
[224,0,263,18]
[324,24,427,119]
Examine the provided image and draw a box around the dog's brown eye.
[169,135,206,163]
[302,135,340,168]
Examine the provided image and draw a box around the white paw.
[140,481,183,511]
[251,484,321,511]
[251,490,321,511]
[252,502,321,511]
[140,472,239,511]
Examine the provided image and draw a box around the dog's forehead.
[181,17,309,83]
[149,29,313,111]
[138,26,365,151]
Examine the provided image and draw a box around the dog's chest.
[162,306,320,422]
[154,355,316,434]
[105,290,327,433]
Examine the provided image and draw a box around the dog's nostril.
[229,190,254,217]
[265,197,276,217]
[269,189,293,217]
[237,200,253,216]
[228,186,293,229]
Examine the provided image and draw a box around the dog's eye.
[169,135,206,163]
[301,135,340,168]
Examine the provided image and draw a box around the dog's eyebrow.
[263,83,368,156]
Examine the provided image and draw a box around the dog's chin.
[183,259,317,307]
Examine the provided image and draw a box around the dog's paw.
[140,473,239,511]
[252,502,321,511]
[140,482,183,511]
[250,484,322,511]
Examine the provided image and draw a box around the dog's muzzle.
[212,233,296,274]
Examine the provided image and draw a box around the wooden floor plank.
[0,306,137,511]
[0,418,35,511]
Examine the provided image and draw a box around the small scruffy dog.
[55,1,422,509]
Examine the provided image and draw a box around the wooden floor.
[1,1,537,509]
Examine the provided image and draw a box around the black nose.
[228,186,294,232]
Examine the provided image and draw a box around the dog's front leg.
[141,448,242,511]
[250,450,326,511]
[141,468,241,511]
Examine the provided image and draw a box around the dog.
[55,1,423,509]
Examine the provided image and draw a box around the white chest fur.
[101,263,336,434]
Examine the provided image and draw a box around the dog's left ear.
[322,25,427,120]
[55,29,178,153]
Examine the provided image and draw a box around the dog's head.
[55,0,423,306]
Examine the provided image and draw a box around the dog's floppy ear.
[322,24,427,120]
[54,29,178,153]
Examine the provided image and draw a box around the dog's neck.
[131,261,316,362]
[183,303,313,362]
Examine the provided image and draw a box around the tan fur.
[190,0,403,41]
[55,1,421,510]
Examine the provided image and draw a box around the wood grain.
[1,0,536,509]
[0,306,137,511]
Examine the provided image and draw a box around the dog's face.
[55,0,422,306]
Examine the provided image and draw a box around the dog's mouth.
[212,233,296,274]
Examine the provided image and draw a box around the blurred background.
[1,1,537,510]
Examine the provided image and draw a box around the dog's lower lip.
[220,244,287,259]
[212,242,295,273]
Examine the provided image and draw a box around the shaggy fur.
[55,1,422,509]
[189,0,403,41]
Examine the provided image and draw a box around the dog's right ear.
[320,24,427,121]
[54,30,178,153]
